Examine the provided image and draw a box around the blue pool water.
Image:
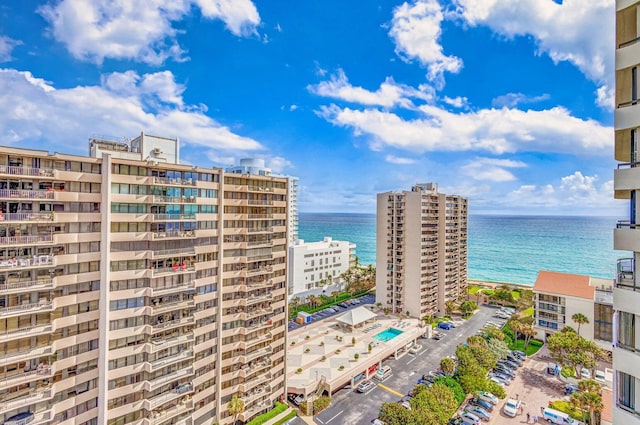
[372,328,403,342]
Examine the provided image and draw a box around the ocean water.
[298,213,624,285]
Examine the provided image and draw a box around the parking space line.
[378,383,404,397]
[407,356,417,364]
[325,410,344,423]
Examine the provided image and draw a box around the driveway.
[311,305,506,425]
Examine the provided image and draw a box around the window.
[618,371,636,412]
[619,311,636,349]
[594,303,613,342]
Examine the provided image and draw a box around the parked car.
[398,400,411,410]
[464,404,491,421]
[469,397,494,412]
[459,412,481,425]
[565,384,579,395]
[438,322,453,330]
[477,391,499,406]
[488,373,511,386]
[580,368,592,379]
[500,359,520,369]
[338,302,349,308]
[497,361,517,371]
[502,398,521,417]
[372,419,385,425]
[506,354,523,366]
[511,350,527,359]
[494,366,515,378]
[443,321,456,328]
[489,376,505,387]
[351,299,360,304]
[595,369,606,384]
[433,332,445,340]
[357,380,376,393]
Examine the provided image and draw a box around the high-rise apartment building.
[614,1,640,422]
[0,134,287,425]
[376,183,467,319]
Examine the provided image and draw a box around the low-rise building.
[533,270,613,351]
[288,237,355,297]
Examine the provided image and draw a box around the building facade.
[288,237,355,297]
[375,183,468,319]
[532,271,613,351]
[0,135,287,425]
[614,1,640,422]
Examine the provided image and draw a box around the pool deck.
[286,306,423,398]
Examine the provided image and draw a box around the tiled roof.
[533,270,594,300]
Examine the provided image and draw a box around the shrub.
[320,356,326,362]
[313,396,331,414]
[305,335,310,340]
[291,341,296,345]
[354,353,359,361]
[561,366,576,378]
[305,348,310,353]
[246,402,287,425]
[485,380,506,399]
[298,401,307,413]
[339,365,344,371]
[296,368,302,374]
[434,376,466,405]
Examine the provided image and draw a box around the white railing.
[152,230,196,239]
[0,325,52,341]
[150,350,193,371]
[0,190,54,200]
[152,195,197,203]
[152,213,196,221]
[0,255,54,270]
[151,281,195,295]
[152,247,196,258]
[152,266,195,276]
[0,301,53,316]
[0,213,54,222]
[0,165,55,177]
[152,316,194,330]
[153,177,196,186]
[0,235,53,246]
[1,279,53,291]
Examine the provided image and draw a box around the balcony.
[150,333,194,352]
[616,258,637,291]
[0,389,52,415]
[247,227,273,233]
[152,195,197,204]
[145,385,193,411]
[0,235,53,247]
[2,345,51,363]
[0,165,55,178]
[150,350,193,371]
[0,279,53,294]
[247,266,272,277]
[0,213,54,223]
[0,190,54,200]
[152,213,196,221]
[0,366,52,388]
[0,301,53,318]
[152,230,196,239]
[145,368,193,391]
[149,400,193,425]
[248,253,273,262]
[239,360,271,379]
[151,281,195,296]
[151,316,195,333]
[0,324,52,343]
[240,372,272,393]
[245,294,273,306]
[152,265,196,276]
[151,247,196,258]
[247,214,273,220]
[614,220,640,251]
[247,279,272,289]
[152,176,196,186]
[244,346,272,363]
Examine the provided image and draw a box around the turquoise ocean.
[298,213,625,285]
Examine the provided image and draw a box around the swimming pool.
[372,328,403,342]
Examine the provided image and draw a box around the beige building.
[532,271,613,351]
[614,1,640,422]
[0,134,287,425]
[376,183,468,319]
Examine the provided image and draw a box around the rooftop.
[533,270,594,299]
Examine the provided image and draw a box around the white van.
[374,365,392,381]
[542,407,583,424]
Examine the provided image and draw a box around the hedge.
[245,401,287,425]
[273,411,297,425]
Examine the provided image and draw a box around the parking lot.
[310,305,506,425]
[288,293,376,333]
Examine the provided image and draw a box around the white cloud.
[491,92,550,108]
[38,0,260,65]
[389,0,462,87]
[308,69,434,108]
[318,103,611,155]
[0,68,263,153]
[289,104,298,111]
[453,0,614,109]
[266,156,294,173]
[0,36,21,63]
[385,154,416,164]
[505,171,613,211]
[443,95,467,108]
[460,157,526,182]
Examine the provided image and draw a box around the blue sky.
[0,0,623,215]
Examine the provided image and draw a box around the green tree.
[378,402,412,425]
[487,337,511,359]
[227,394,245,424]
[572,313,590,336]
[445,300,457,315]
[440,357,456,376]
[571,391,603,425]
[460,300,478,315]
[433,376,466,405]
[521,323,536,350]
[411,382,459,425]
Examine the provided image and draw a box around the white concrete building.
[532,271,613,352]
[613,1,640,422]
[288,237,355,297]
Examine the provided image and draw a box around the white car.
[594,369,606,384]
[502,398,520,417]
[477,391,499,405]
[581,368,592,379]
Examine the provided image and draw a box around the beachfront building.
[614,0,640,422]
[532,271,613,351]
[376,183,468,319]
[0,135,288,425]
[226,158,298,246]
[288,237,356,297]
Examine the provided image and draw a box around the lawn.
[468,286,481,295]
[521,307,534,318]
[511,339,543,356]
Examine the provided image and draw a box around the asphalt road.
[312,305,506,425]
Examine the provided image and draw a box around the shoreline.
[468,278,533,289]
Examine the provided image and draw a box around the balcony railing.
[150,350,193,371]
[0,279,53,291]
[0,212,54,222]
[153,177,196,186]
[152,195,197,203]
[619,35,640,49]
[152,247,196,258]
[151,281,195,295]
[152,265,196,276]
[247,200,273,206]
[0,389,52,415]
[0,235,53,246]
[152,230,196,239]
[153,213,196,221]
[0,301,53,317]
[0,165,55,178]
[151,316,194,331]
[0,255,54,271]
[0,190,54,200]
[0,325,52,342]
[616,258,637,291]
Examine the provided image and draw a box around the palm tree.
[509,319,523,343]
[227,394,245,424]
[571,390,603,425]
[440,357,456,375]
[572,313,590,336]
[521,323,536,350]
[445,300,456,316]
[308,295,318,309]
[331,291,339,303]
